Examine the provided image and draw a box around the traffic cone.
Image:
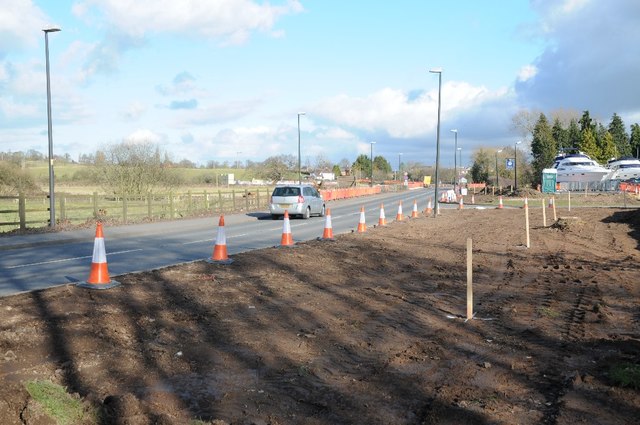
[497,196,504,209]
[378,204,387,226]
[424,198,433,215]
[320,208,335,241]
[523,197,529,209]
[396,201,404,221]
[458,197,464,210]
[280,210,294,246]
[357,206,367,233]
[77,222,120,290]
[440,192,447,203]
[411,200,419,218]
[548,198,553,208]
[208,215,233,264]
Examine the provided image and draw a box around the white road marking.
[5,249,144,269]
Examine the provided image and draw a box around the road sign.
[506,158,514,170]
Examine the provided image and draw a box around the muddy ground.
[0,202,639,424]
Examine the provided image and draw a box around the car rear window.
[273,187,300,196]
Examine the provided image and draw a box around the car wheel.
[319,205,325,217]
[271,214,280,220]
[302,207,310,219]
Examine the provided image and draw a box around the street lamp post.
[370,142,376,187]
[495,149,503,189]
[398,153,403,182]
[236,151,242,170]
[297,112,305,184]
[44,27,60,228]
[430,68,443,217]
[450,129,458,187]
[514,141,522,191]
[457,147,462,176]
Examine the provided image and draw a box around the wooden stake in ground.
[466,238,473,320]
[552,196,557,221]
[524,198,530,248]
[542,198,547,227]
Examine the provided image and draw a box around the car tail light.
[298,195,305,204]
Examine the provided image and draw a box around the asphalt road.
[0,187,443,297]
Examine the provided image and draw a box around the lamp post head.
[497,149,503,153]
[298,112,306,116]
[43,27,61,33]
[516,141,522,146]
[429,67,443,74]
[450,129,457,134]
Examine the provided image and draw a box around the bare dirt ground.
[0,202,639,424]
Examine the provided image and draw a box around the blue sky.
[2,0,640,169]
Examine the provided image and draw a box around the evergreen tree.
[567,119,581,149]
[630,123,640,158]
[579,110,595,132]
[608,113,630,157]
[470,148,492,184]
[352,154,371,178]
[530,113,557,179]
[578,128,599,159]
[598,132,618,164]
[551,117,569,150]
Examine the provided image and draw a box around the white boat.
[604,156,640,181]
[552,152,609,183]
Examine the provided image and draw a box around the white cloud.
[517,0,640,117]
[121,101,147,121]
[312,83,501,139]
[124,129,163,144]
[0,0,49,56]
[517,65,537,82]
[74,0,303,44]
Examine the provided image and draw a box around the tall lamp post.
[44,27,61,228]
[457,147,462,177]
[297,112,305,184]
[370,142,376,187]
[514,141,522,191]
[450,129,458,186]
[495,149,503,189]
[430,68,443,217]
[236,151,242,170]
[398,152,403,181]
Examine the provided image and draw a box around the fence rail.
[0,188,272,232]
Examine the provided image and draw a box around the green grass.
[25,380,97,424]
[609,362,640,389]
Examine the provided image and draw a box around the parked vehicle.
[269,185,325,219]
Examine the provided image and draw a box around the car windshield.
[273,187,300,197]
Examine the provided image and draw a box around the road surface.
[0,187,448,296]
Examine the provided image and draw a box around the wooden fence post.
[204,190,209,210]
[92,192,98,217]
[19,192,26,230]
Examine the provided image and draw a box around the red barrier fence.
[319,186,382,201]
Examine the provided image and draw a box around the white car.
[269,185,325,219]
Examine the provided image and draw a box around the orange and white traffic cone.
[378,204,387,226]
[396,201,404,221]
[208,215,233,264]
[411,200,419,218]
[280,210,294,246]
[77,222,120,289]
[424,198,433,215]
[320,208,335,241]
[497,196,504,209]
[458,197,464,210]
[440,192,447,203]
[357,206,367,233]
